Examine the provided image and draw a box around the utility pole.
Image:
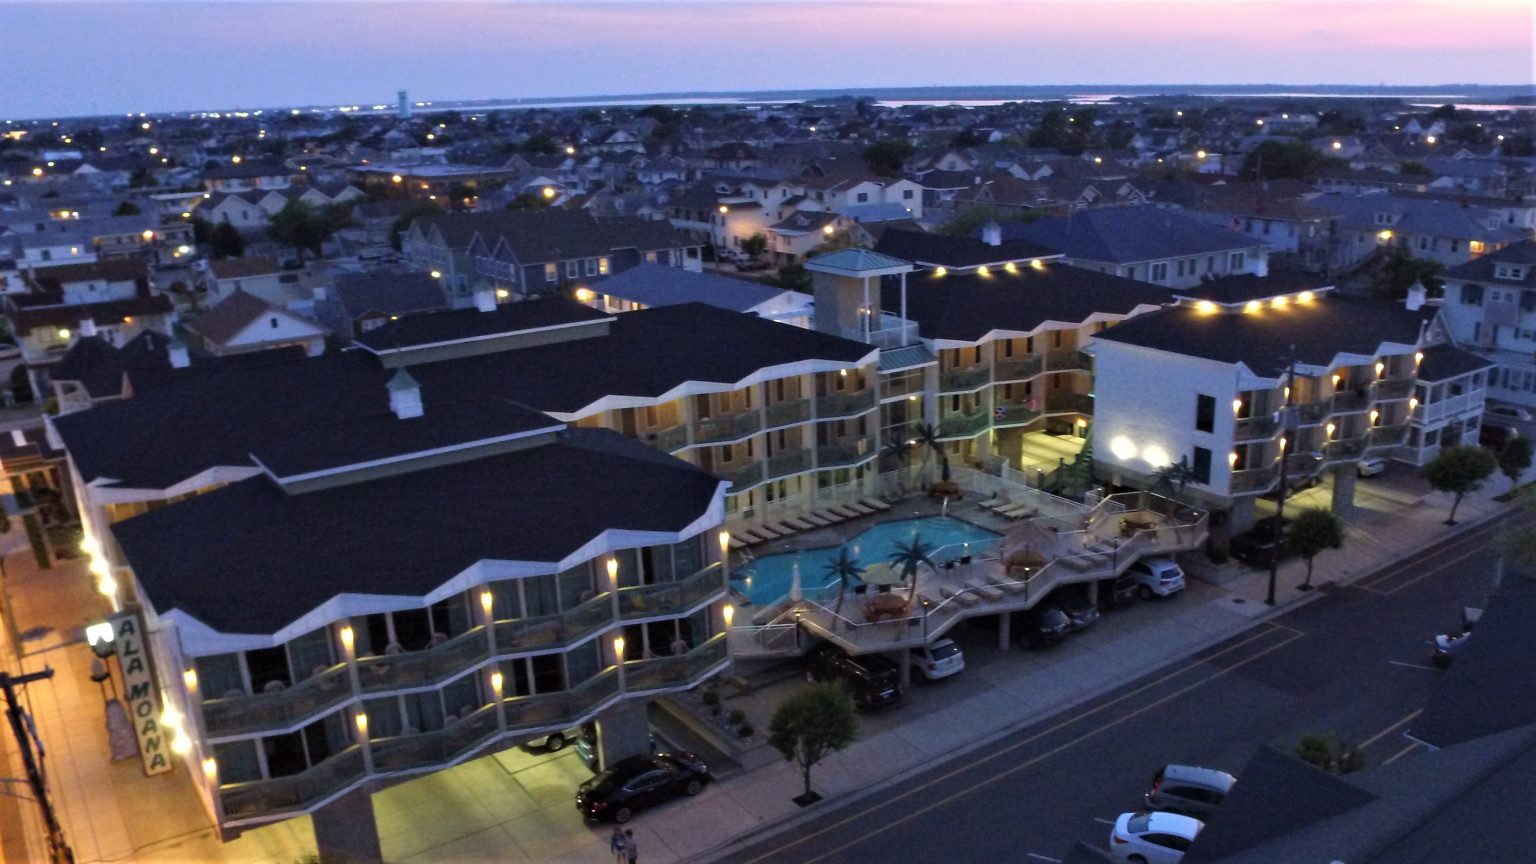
[1267,347,1298,607]
[0,668,73,864]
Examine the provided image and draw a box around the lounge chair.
[829,505,863,519]
[751,525,784,540]
[996,503,1031,518]
[763,521,800,538]
[860,497,892,512]
[784,517,818,531]
[939,585,981,607]
[989,573,1029,595]
[1006,506,1038,520]
[728,536,749,551]
[811,508,846,524]
[985,498,1015,513]
[966,580,1005,602]
[800,512,834,527]
[844,502,876,516]
[978,495,1009,509]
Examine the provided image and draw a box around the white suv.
[1129,557,1186,599]
[909,638,966,680]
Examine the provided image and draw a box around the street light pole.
[1266,347,1299,607]
[1,668,73,863]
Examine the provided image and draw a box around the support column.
[1331,464,1358,518]
[897,647,912,691]
[997,611,1011,651]
[594,699,651,771]
[312,785,383,864]
[1086,579,1099,608]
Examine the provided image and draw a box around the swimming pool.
[734,516,1001,606]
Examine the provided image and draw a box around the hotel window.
[1228,251,1246,270]
[1195,394,1215,433]
[1191,447,1212,484]
[599,257,610,275]
[585,258,597,276]
[1151,262,1168,282]
[566,260,579,279]
[544,263,557,282]
[1461,283,1483,304]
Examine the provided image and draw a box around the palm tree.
[888,534,937,603]
[915,423,951,486]
[1151,456,1198,517]
[823,547,865,616]
[883,438,915,489]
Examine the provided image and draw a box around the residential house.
[578,262,810,325]
[1435,240,1536,411]
[186,290,328,357]
[204,257,301,307]
[1310,193,1529,270]
[312,272,451,341]
[201,162,297,193]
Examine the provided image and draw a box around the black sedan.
[576,752,710,823]
[1229,516,1293,568]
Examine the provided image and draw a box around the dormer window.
[1373,212,1395,225]
[1495,263,1527,281]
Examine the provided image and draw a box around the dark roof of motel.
[8,294,173,333]
[54,302,871,490]
[1416,343,1492,383]
[1092,295,1430,370]
[873,226,1058,269]
[883,264,1170,342]
[110,428,722,634]
[354,294,612,352]
[592,263,787,312]
[1000,207,1261,263]
[1170,272,1330,306]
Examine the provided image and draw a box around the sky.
[1,0,1533,119]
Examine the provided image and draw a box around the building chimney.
[981,220,1002,247]
[167,334,190,369]
[1404,281,1427,311]
[78,318,97,338]
[311,285,327,302]
[388,368,423,419]
[473,289,498,313]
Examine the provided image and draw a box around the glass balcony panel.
[202,664,352,738]
[765,449,811,479]
[764,399,811,428]
[815,388,877,418]
[815,434,876,468]
[692,411,762,445]
[618,564,725,621]
[369,705,501,773]
[219,747,366,820]
[938,365,990,392]
[355,627,490,695]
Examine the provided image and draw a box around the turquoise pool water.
[734,516,1000,606]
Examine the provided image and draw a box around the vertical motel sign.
[112,611,172,775]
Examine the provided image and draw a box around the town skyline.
[3,0,1533,119]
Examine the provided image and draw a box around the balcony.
[1233,415,1279,441]
[1230,465,1278,494]
[994,404,1041,428]
[1367,424,1409,449]
[1298,400,1331,425]
[764,399,811,428]
[202,664,352,739]
[640,425,688,453]
[619,564,726,621]
[355,628,491,696]
[1373,378,1415,400]
[1046,350,1091,372]
[938,410,989,439]
[502,668,621,733]
[816,388,877,419]
[369,704,502,774]
[692,411,761,445]
[1331,390,1370,413]
[939,365,991,393]
[720,460,765,490]
[220,746,367,821]
[816,435,876,468]
[1323,437,1367,461]
[622,634,730,694]
[765,448,812,480]
[494,592,614,655]
[1044,391,1094,415]
[993,355,1044,383]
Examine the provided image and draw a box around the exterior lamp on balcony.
[339,625,355,654]
[183,668,198,692]
[171,734,192,756]
[1409,397,1419,411]
[1244,301,1261,314]
[574,287,595,303]
[933,266,947,277]
[1229,451,1238,467]
[542,187,556,199]
[977,265,990,276]
[718,205,728,214]
[1332,374,1342,387]
[1030,259,1045,271]
[1196,150,1207,160]
[613,636,626,665]
[1005,262,1018,274]
[85,621,116,658]
[1375,361,1385,378]
[1370,409,1380,425]
[479,590,494,618]
[162,704,183,731]
[430,270,442,279]
[1232,398,1243,415]
[607,556,619,588]
[490,670,504,694]
[823,224,835,236]
[723,603,734,629]
[1415,351,1424,365]
[1271,295,1287,309]
[202,757,217,780]
[1299,291,1314,303]
[391,174,403,184]
[1279,436,1288,452]
[1326,422,1336,438]
[354,712,369,738]
[1197,301,1218,315]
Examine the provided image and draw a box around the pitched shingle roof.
[1003,207,1261,263]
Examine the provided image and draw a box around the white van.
[1128,557,1186,599]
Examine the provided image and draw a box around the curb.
[688,502,1512,864]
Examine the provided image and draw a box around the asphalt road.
[724,510,1526,864]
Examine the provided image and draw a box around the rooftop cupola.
[167,334,190,369]
[981,220,1002,247]
[387,367,423,419]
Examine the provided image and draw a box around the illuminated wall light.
[1283,385,1291,401]
[1244,301,1261,314]
[339,625,355,652]
[391,174,403,184]
[1298,291,1314,303]
[1271,296,1287,308]
[479,590,493,617]
[202,757,217,780]
[1196,150,1208,159]
[1196,301,1218,314]
[490,670,504,693]
[933,266,947,277]
[1229,451,1239,466]
[429,270,442,279]
[495,288,510,299]
[574,287,595,302]
[541,186,556,199]
[718,205,728,214]
[1375,361,1385,377]
[1409,397,1419,410]
[355,713,369,735]
[1326,422,1337,437]
[1110,435,1137,461]
[723,604,734,628]
[172,735,192,756]
[1414,351,1424,364]
[183,668,198,691]
[1004,262,1018,273]
[97,572,117,598]
[822,224,835,236]
[1332,141,1342,151]
[1370,409,1380,425]
[1332,374,1342,387]
[977,265,990,276]
[1142,445,1171,468]
[1232,398,1243,414]
[1030,259,1045,271]
[1378,230,1393,241]
[613,636,626,662]
[607,556,619,586]
[1279,436,1288,451]
[162,704,183,730]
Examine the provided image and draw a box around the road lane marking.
[1387,660,1439,671]
[1026,855,1063,862]
[1382,741,1421,765]
[747,626,1306,864]
[1358,709,1424,750]
[1092,817,1116,825]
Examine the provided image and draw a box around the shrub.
[737,722,754,738]
[701,688,719,707]
[728,708,746,726]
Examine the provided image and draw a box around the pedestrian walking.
[625,829,638,863]
[609,826,626,863]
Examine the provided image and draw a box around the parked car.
[805,645,901,710]
[1356,456,1386,478]
[575,751,710,823]
[1430,631,1471,669]
[735,259,771,272]
[1487,404,1533,423]
[1109,811,1203,863]
[909,638,966,681]
[1228,517,1293,568]
[1145,764,1236,819]
[1054,585,1101,631]
[1128,556,1187,599]
[522,724,589,754]
[1098,573,1140,612]
[1481,422,1521,452]
[1014,604,1072,649]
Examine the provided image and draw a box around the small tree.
[740,233,768,261]
[772,262,811,293]
[861,138,915,177]
[768,682,857,805]
[1287,507,1345,589]
[209,220,245,259]
[1424,445,1497,524]
[1497,435,1533,488]
[111,201,142,217]
[1295,734,1365,774]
